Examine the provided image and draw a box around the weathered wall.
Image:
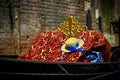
[0,0,119,55]
[0,0,15,55]
[0,0,86,55]
[115,0,120,18]
[20,0,86,54]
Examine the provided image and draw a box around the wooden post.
[86,10,92,30]
[98,16,102,31]
[13,0,21,55]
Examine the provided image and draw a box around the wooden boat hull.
[0,57,120,80]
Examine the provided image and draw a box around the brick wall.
[2,0,119,55]
[20,0,86,54]
[0,0,15,55]
[0,0,86,55]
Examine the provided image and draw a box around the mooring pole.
[13,0,21,55]
[86,9,92,30]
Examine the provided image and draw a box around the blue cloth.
[60,42,102,62]
[86,51,103,62]
[60,43,86,60]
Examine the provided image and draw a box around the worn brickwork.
[1,0,119,55]
[0,33,15,54]
[0,0,15,55]
[20,0,86,54]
